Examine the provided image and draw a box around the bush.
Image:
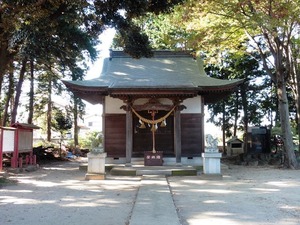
[69,131,103,149]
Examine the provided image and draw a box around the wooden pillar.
[174,108,182,164]
[102,97,106,152]
[0,128,2,171]
[201,96,205,153]
[125,103,133,165]
[12,128,19,168]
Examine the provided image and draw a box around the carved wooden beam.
[133,98,173,111]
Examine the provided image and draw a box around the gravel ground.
[169,165,300,225]
[1,160,300,225]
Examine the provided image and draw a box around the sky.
[83,29,116,116]
[86,29,116,79]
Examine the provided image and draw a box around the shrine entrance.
[132,110,174,157]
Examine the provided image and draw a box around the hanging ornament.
[151,124,157,132]
[140,122,146,129]
[131,106,176,125]
[160,119,167,127]
[139,119,146,129]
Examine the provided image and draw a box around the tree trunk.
[47,73,52,142]
[2,68,14,126]
[277,77,299,169]
[222,100,226,153]
[27,60,34,124]
[241,86,249,153]
[0,68,4,103]
[251,31,298,168]
[233,91,239,136]
[73,96,79,146]
[0,41,13,92]
[11,58,27,125]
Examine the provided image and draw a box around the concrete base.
[202,152,222,174]
[86,152,107,180]
[85,173,106,180]
[87,152,107,174]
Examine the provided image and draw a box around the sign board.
[2,129,15,153]
[18,130,33,153]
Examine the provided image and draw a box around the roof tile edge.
[110,50,194,58]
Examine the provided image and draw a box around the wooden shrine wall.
[181,113,203,156]
[104,114,126,157]
[104,112,203,158]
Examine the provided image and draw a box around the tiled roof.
[63,51,243,104]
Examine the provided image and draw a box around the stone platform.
[79,163,199,176]
[111,165,198,176]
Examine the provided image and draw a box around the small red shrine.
[0,123,40,170]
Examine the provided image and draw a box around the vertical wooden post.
[150,110,158,153]
[102,97,106,153]
[19,157,23,168]
[26,155,29,165]
[174,108,182,164]
[201,96,205,153]
[125,103,133,165]
[0,128,3,171]
[33,155,37,165]
[12,128,19,168]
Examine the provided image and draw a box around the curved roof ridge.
[62,50,244,104]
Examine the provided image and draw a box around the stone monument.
[85,134,107,180]
[202,134,222,175]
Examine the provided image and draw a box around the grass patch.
[172,169,197,176]
[193,166,203,171]
[110,168,136,176]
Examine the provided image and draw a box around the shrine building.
[63,50,243,165]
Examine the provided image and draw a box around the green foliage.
[271,126,282,137]
[76,131,103,149]
[206,52,268,136]
[0,0,186,130]
[52,109,72,136]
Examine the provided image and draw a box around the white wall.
[105,96,125,114]
[105,96,202,114]
[182,96,202,114]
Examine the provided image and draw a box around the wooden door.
[132,111,174,157]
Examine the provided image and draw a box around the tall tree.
[206,53,266,151]
[27,60,34,124]
[52,108,72,157]
[226,0,299,168]
[148,0,299,168]
[1,0,185,139]
[69,96,85,146]
[11,58,27,124]
[1,66,14,126]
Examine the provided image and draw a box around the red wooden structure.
[0,123,40,171]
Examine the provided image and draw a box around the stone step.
[110,166,198,176]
